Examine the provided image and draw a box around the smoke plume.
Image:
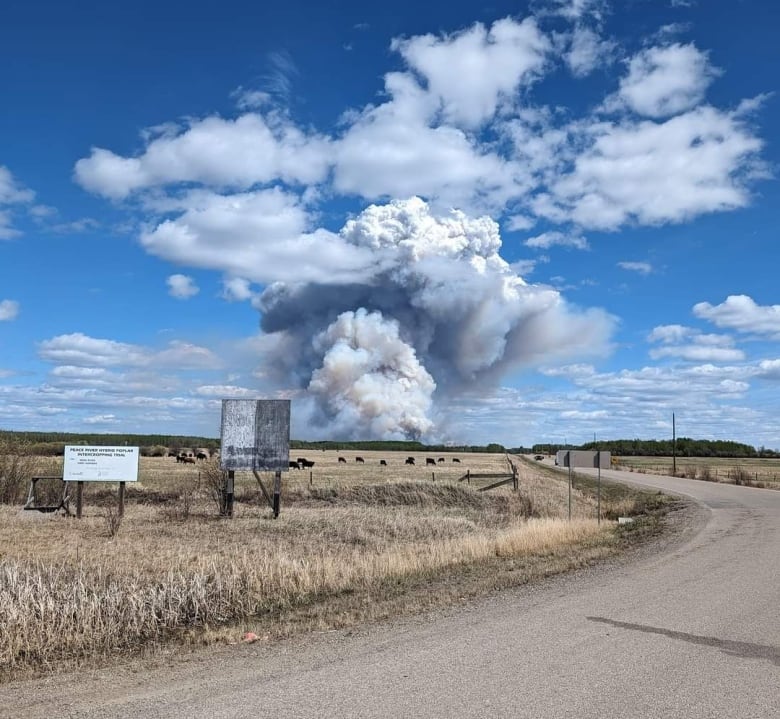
[258,197,613,439]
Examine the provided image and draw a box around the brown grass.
[0,450,662,679]
[613,455,780,488]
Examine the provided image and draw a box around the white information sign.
[63,446,140,482]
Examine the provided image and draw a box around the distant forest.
[0,430,519,456]
[1,430,774,458]
[532,438,777,458]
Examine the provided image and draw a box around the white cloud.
[648,324,692,343]
[525,231,588,250]
[221,277,255,302]
[75,113,332,199]
[537,106,763,229]
[756,359,780,380]
[0,166,34,205]
[71,15,767,241]
[333,71,521,214]
[38,333,222,370]
[618,261,652,274]
[83,414,120,425]
[565,25,614,77]
[166,274,199,299]
[0,299,19,321]
[141,188,379,285]
[693,295,780,338]
[392,17,551,128]
[545,0,605,21]
[649,345,745,362]
[610,43,719,118]
[648,323,743,363]
[194,384,258,397]
[0,166,34,239]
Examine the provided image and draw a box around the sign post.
[220,399,290,518]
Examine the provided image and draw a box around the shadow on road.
[586,616,779,666]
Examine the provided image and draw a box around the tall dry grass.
[0,514,603,673]
[0,452,643,677]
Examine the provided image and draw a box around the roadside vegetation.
[0,444,674,680]
[612,455,780,489]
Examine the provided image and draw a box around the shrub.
[0,439,47,505]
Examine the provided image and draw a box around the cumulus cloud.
[166,274,199,299]
[72,14,766,233]
[38,333,221,370]
[75,113,332,199]
[0,166,34,239]
[0,166,34,205]
[618,261,652,274]
[693,295,780,338]
[0,299,19,321]
[221,277,256,302]
[648,323,743,362]
[392,17,551,128]
[141,188,379,285]
[609,43,719,118]
[525,231,589,249]
[565,25,614,77]
[535,106,763,229]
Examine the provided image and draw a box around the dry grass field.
[0,449,670,680]
[613,455,780,488]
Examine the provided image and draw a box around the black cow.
[300,459,315,468]
[196,452,208,461]
[452,458,461,463]
[380,459,387,466]
[289,461,301,469]
[426,458,436,466]
[338,457,347,463]
[356,457,365,463]
[437,457,445,463]
[405,457,415,465]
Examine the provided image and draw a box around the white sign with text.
[63,446,140,482]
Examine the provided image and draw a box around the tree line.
[532,438,776,458]
[0,431,530,456]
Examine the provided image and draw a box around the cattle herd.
[171,451,462,468]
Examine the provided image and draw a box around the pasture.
[613,455,780,488]
[0,449,670,679]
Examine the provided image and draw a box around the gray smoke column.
[259,197,613,439]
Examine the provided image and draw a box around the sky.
[1,0,778,448]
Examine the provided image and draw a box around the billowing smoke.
[308,309,435,439]
[258,197,613,439]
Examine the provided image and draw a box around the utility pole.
[672,412,677,476]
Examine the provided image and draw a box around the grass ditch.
[1,451,675,681]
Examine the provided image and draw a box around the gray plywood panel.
[220,399,290,471]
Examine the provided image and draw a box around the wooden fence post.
[118,481,126,517]
[76,481,84,519]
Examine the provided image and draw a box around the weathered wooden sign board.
[220,399,290,471]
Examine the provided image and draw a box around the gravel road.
[3,469,778,718]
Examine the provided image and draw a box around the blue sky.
[1,0,778,448]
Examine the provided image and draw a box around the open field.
[613,455,780,488]
[0,450,673,680]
